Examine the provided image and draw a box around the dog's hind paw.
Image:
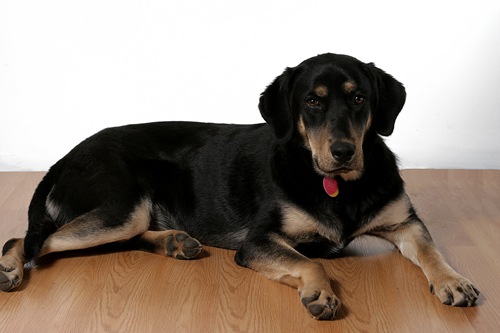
[300,288,341,320]
[165,232,203,260]
[430,274,480,307]
[0,255,24,292]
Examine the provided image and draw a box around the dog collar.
[323,177,339,197]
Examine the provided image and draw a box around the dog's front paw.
[300,287,341,320]
[165,232,203,260]
[0,255,24,292]
[430,274,479,307]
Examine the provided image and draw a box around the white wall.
[1,0,499,171]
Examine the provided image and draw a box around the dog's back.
[23,122,273,262]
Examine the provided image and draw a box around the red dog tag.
[323,177,339,197]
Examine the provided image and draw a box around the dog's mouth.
[317,166,354,177]
[313,159,363,181]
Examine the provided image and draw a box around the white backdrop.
[1,0,500,171]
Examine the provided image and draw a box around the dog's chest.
[280,203,348,247]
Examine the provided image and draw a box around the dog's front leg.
[235,233,341,320]
[369,195,480,306]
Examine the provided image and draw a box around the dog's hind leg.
[0,199,153,292]
[133,230,203,260]
[0,175,57,291]
[37,198,152,258]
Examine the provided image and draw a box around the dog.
[0,53,479,319]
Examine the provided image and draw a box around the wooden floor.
[0,170,499,333]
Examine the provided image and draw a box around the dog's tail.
[23,162,62,261]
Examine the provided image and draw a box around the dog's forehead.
[296,55,369,93]
[297,65,368,95]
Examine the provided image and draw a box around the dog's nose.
[331,142,355,163]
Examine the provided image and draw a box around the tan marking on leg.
[250,240,329,289]
[39,199,152,257]
[394,225,479,306]
[0,239,25,291]
[368,197,480,307]
[314,85,328,97]
[138,230,202,259]
[247,235,341,320]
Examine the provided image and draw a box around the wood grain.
[0,170,498,333]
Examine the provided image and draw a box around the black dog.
[0,53,479,319]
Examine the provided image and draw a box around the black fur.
[23,53,406,262]
[0,52,480,314]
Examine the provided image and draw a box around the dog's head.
[259,53,406,181]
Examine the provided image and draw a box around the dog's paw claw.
[0,256,23,292]
[430,275,479,307]
[300,289,341,320]
[165,232,202,260]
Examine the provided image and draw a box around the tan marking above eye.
[314,85,328,97]
[342,81,357,94]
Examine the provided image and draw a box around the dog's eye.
[354,95,365,105]
[306,98,320,108]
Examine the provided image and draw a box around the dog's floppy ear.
[367,63,406,136]
[259,67,295,143]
